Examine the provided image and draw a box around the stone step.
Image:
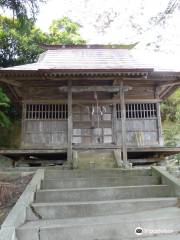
[44,169,151,179]
[35,185,171,203]
[136,234,180,240]
[42,175,160,189]
[16,207,180,240]
[27,197,177,221]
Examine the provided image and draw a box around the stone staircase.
[16,169,180,239]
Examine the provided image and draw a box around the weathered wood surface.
[0,147,180,154]
[58,86,132,92]
[21,101,160,149]
[72,105,113,145]
[22,86,155,100]
[22,120,67,149]
[120,81,128,164]
[23,99,161,104]
[127,147,180,152]
[0,147,179,163]
[20,80,156,101]
[116,119,158,146]
[155,87,164,146]
[18,79,165,150]
[67,80,73,163]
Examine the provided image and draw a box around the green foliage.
[49,17,86,45]
[162,89,180,148]
[161,89,180,122]
[0,88,11,128]
[0,0,47,22]
[0,16,48,67]
[163,125,180,147]
[0,16,86,68]
[0,15,85,135]
[0,120,21,148]
[161,99,179,122]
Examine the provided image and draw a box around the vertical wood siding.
[21,102,160,149]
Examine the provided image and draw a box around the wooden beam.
[0,78,21,87]
[21,103,26,148]
[59,85,132,93]
[67,80,73,167]
[159,81,180,87]
[112,104,117,144]
[23,99,161,104]
[155,87,164,146]
[159,85,173,99]
[120,81,128,165]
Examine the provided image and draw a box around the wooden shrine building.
[0,45,180,167]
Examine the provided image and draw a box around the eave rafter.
[0,78,22,87]
[157,79,180,99]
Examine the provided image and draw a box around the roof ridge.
[40,44,133,50]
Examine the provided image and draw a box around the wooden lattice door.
[72,105,113,145]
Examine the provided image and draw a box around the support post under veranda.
[67,80,73,167]
[120,81,128,166]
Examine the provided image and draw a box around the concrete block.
[16,207,180,240]
[41,175,160,189]
[27,197,177,220]
[35,185,171,203]
[152,166,180,197]
[44,169,151,179]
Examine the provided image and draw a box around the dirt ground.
[0,174,32,225]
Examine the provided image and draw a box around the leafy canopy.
[0,87,11,128]
[0,16,48,67]
[0,15,85,129]
[162,89,180,149]
[0,0,47,22]
[0,16,86,68]
[49,17,85,44]
[161,89,180,122]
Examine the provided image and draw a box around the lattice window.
[25,104,68,120]
[116,103,157,119]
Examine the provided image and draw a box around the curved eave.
[0,68,154,78]
[151,71,180,77]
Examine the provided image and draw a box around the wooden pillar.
[67,80,73,166]
[112,104,117,144]
[21,103,26,148]
[155,87,164,146]
[120,81,128,165]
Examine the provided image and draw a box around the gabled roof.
[0,45,152,72]
[0,45,179,100]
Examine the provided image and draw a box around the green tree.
[49,17,86,44]
[0,15,85,130]
[0,16,86,68]
[0,87,11,128]
[0,16,48,67]
[162,89,180,149]
[163,126,180,147]
[0,0,47,22]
